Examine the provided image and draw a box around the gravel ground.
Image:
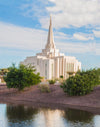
[0,83,100,114]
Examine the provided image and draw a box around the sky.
[0,0,100,70]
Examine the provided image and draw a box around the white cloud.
[54,31,71,40]
[93,30,100,37]
[56,42,95,53]
[43,0,100,29]
[0,22,47,51]
[20,1,49,20]
[95,27,100,30]
[20,0,100,30]
[96,43,100,55]
[73,33,94,41]
[57,41,100,55]
[0,22,71,50]
[0,22,100,56]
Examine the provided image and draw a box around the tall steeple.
[45,15,55,50]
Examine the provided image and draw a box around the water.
[0,104,100,127]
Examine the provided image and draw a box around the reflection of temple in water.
[37,109,65,127]
[38,108,94,127]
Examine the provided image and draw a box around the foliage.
[0,68,9,75]
[48,79,56,84]
[60,75,63,79]
[38,84,50,93]
[4,64,41,90]
[59,75,64,83]
[61,68,100,96]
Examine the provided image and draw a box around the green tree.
[4,64,41,90]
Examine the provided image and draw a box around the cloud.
[93,30,100,37]
[0,21,71,51]
[96,43,100,55]
[44,0,100,29]
[20,1,49,20]
[54,31,71,40]
[0,22,47,51]
[95,27,100,30]
[20,0,100,30]
[73,33,94,41]
[0,22,100,56]
[56,42,95,53]
[0,22,71,52]
[57,41,100,55]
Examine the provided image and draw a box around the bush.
[48,80,56,84]
[38,84,50,93]
[60,75,63,79]
[4,64,41,90]
[61,68,100,96]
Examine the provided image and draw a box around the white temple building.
[20,16,81,79]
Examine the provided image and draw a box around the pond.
[0,104,100,127]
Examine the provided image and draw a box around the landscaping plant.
[49,79,56,84]
[38,84,50,93]
[61,68,100,96]
[4,64,41,90]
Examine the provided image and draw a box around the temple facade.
[20,16,81,79]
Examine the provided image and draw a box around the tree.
[4,64,41,90]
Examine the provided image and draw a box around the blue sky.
[0,0,100,69]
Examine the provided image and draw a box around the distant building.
[21,16,81,79]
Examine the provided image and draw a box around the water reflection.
[36,108,66,127]
[0,104,99,127]
[63,108,94,127]
[7,105,38,122]
[6,105,38,127]
[64,108,93,122]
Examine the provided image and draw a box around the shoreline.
[0,83,100,114]
[1,99,100,115]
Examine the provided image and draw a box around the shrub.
[4,64,41,91]
[38,84,50,93]
[48,80,56,84]
[60,75,63,79]
[61,68,100,96]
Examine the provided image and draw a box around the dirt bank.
[0,83,100,114]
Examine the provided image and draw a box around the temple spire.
[45,15,55,50]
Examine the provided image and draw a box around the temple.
[20,16,81,79]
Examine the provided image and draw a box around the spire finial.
[50,14,52,24]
